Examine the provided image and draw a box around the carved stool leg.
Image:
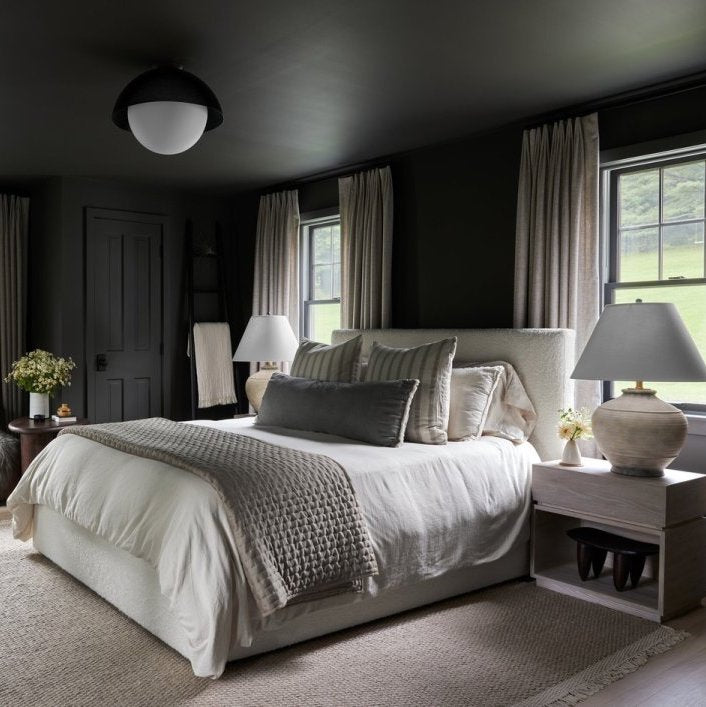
[613,552,631,591]
[577,542,592,581]
[629,554,646,588]
[591,548,607,578]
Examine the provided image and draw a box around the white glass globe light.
[127,101,208,155]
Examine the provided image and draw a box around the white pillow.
[447,366,504,441]
[453,361,537,443]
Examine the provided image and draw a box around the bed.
[9,328,574,678]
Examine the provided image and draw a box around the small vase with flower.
[558,407,593,467]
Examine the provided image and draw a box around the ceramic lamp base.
[592,388,687,478]
[245,363,280,412]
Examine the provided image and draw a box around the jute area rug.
[0,520,686,707]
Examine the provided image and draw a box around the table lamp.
[233,315,299,412]
[571,302,706,477]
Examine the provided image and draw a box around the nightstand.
[531,458,706,622]
[8,417,90,473]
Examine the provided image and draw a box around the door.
[86,208,164,423]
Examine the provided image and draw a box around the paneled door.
[86,208,164,423]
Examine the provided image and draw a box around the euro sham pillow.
[256,373,419,447]
[453,360,537,443]
[364,337,457,444]
[447,366,504,441]
[290,335,363,382]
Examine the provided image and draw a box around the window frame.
[299,209,341,341]
[602,148,706,412]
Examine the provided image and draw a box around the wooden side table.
[531,458,706,622]
[8,417,89,473]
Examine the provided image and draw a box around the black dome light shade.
[112,66,223,155]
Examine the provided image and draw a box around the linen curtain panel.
[339,166,393,329]
[513,113,600,426]
[0,195,29,426]
[252,190,300,370]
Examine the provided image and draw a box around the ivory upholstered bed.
[9,328,574,678]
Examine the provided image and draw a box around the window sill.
[686,414,706,437]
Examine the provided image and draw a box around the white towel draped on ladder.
[190,323,237,408]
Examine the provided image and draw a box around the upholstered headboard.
[331,328,575,461]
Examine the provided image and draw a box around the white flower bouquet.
[4,349,76,395]
[558,407,593,441]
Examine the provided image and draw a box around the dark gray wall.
[25,177,235,420]
[234,123,523,331]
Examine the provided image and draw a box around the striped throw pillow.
[365,337,457,444]
[290,335,363,382]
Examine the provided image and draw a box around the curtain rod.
[264,158,390,192]
[524,69,706,130]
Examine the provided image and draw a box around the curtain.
[513,113,600,426]
[0,195,29,427]
[339,166,393,329]
[251,190,300,373]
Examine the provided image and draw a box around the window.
[300,214,341,343]
[604,150,706,408]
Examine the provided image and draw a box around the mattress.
[11,417,539,677]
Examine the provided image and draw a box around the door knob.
[96,353,108,371]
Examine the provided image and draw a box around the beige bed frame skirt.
[34,505,530,664]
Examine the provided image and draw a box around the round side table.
[8,417,89,473]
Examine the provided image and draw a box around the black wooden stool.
[567,527,659,592]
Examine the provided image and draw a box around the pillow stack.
[258,333,535,447]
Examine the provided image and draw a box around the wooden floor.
[585,601,706,706]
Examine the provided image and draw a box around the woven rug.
[0,519,687,707]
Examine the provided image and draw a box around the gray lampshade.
[572,302,706,382]
[233,315,298,362]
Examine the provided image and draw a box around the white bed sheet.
[8,418,539,678]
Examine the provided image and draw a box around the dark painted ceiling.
[2,0,706,191]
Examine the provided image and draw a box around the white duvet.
[8,418,538,678]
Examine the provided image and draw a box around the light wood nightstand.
[531,458,706,622]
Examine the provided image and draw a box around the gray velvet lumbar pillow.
[256,373,419,447]
[290,335,363,382]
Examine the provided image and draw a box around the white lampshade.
[233,315,299,363]
[128,102,208,155]
[572,302,706,383]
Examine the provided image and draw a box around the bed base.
[33,505,529,664]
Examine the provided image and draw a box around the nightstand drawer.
[532,460,706,529]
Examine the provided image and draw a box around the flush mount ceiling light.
[112,66,223,155]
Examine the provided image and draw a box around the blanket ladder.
[185,219,235,419]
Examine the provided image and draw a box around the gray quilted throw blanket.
[59,418,378,616]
